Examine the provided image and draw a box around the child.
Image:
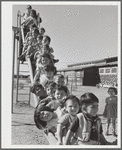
[53,74,70,96]
[46,86,68,110]
[64,93,117,145]
[38,81,57,105]
[34,65,57,88]
[103,87,117,136]
[22,9,38,37]
[39,27,45,36]
[56,95,80,145]
[35,53,53,72]
[22,5,32,21]
[18,28,39,60]
[41,35,54,53]
[34,105,59,134]
[30,83,47,101]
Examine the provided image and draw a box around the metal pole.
[16,11,21,103]
[11,32,16,113]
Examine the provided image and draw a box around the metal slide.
[12,10,58,144]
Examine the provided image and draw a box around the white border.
[1,1,121,149]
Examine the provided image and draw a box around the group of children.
[18,5,117,145]
[33,83,117,145]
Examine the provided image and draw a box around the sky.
[12,3,119,69]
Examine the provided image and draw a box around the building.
[58,56,118,87]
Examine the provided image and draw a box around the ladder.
[12,11,38,113]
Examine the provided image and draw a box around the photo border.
[1,0,122,149]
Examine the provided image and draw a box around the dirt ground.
[12,80,117,145]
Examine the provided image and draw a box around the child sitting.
[53,74,70,96]
[35,53,53,73]
[103,87,117,136]
[30,83,47,101]
[56,95,80,145]
[46,86,68,110]
[34,105,58,134]
[38,81,57,105]
[34,65,57,88]
[22,5,32,21]
[22,9,39,37]
[64,93,117,145]
[18,28,39,61]
[39,27,45,36]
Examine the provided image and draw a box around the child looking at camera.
[34,65,57,88]
[46,86,68,110]
[64,93,117,145]
[53,74,70,96]
[103,87,117,137]
[56,95,80,145]
[38,81,57,105]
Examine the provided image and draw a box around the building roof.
[58,61,117,72]
[67,56,118,67]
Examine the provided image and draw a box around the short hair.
[40,27,45,32]
[34,105,53,129]
[37,35,43,40]
[27,5,32,9]
[108,87,117,95]
[80,93,99,107]
[33,28,39,34]
[44,65,57,75]
[30,83,44,94]
[40,53,51,60]
[46,81,57,90]
[55,85,68,94]
[30,9,37,17]
[43,35,51,44]
[54,74,64,80]
[64,95,80,106]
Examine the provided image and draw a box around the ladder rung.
[19,71,29,72]
[18,93,30,95]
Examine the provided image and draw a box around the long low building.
[58,56,118,87]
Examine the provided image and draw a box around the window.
[111,67,117,73]
[105,68,110,73]
[99,68,104,73]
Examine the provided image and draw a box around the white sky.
[12,3,118,69]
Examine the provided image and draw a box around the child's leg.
[106,118,111,135]
[112,118,117,136]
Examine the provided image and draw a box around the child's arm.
[33,69,41,84]
[64,130,74,145]
[56,124,63,145]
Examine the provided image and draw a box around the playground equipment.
[12,9,58,144]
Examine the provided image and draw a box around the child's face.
[41,57,50,66]
[55,78,64,87]
[37,37,42,43]
[54,89,66,100]
[39,29,45,36]
[46,87,56,97]
[65,99,80,116]
[42,37,50,45]
[45,71,54,79]
[108,89,116,96]
[42,45,49,53]
[85,102,99,117]
[32,30,38,38]
[35,86,44,96]
[39,111,53,122]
